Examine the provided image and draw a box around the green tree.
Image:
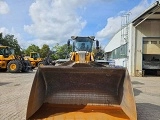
[40,44,50,58]
[51,43,72,60]
[0,33,2,43]
[93,46,104,60]
[0,33,21,55]
[25,44,40,56]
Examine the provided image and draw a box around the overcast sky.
[0,0,157,49]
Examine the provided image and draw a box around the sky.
[0,0,158,49]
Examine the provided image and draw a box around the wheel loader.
[24,52,43,69]
[0,45,32,72]
[26,36,137,120]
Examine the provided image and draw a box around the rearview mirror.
[96,40,99,49]
[67,39,70,46]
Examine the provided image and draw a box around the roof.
[132,1,160,27]
[104,30,122,52]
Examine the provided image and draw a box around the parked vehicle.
[0,45,31,72]
[26,36,137,120]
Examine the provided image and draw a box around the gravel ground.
[0,70,160,120]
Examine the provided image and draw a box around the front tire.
[7,60,22,73]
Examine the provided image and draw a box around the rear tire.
[21,60,32,72]
[7,60,22,73]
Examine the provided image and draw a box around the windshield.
[73,37,93,52]
[0,47,4,55]
[31,53,40,58]
[10,48,15,54]
[0,47,13,55]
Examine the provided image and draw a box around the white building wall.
[114,58,128,67]
[104,24,133,75]
[128,23,135,76]
[104,30,124,52]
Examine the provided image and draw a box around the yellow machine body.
[25,52,43,68]
[26,36,137,120]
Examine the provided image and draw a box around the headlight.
[89,36,95,40]
[71,36,77,40]
[85,52,89,56]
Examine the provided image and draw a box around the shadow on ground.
[132,81,144,85]
[0,82,12,86]
[136,103,160,120]
[133,88,142,96]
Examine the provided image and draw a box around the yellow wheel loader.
[26,36,137,120]
[0,45,32,72]
[25,52,43,69]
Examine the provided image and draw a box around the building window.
[143,41,149,44]
[110,43,127,59]
[151,41,157,44]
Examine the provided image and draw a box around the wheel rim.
[10,64,17,70]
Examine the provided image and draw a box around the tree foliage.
[25,44,40,56]
[0,33,21,55]
[93,46,105,60]
[0,33,2,41]
[51,43,72,60]
[40,44,50,58]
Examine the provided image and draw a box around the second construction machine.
[24,52,43,69]
[0,45,31,72]
[26,36,137,120]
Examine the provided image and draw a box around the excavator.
[26,36,137,120]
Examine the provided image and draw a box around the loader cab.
[30,52,40,60]
[0,46,14,58]
[71,36,97,52]
[67,36,99,63]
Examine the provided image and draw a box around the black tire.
[21,60,32,72]
[7,60,22,73]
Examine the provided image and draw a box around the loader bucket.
[26,63,137,120]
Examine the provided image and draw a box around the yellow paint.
[10,63,16,70]
[29,104,130,120]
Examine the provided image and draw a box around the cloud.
[0,1,9,14]
[0,27,28,48]
[96,0,150,41]
[0,27,61,49]
[26,39,58,48]
[24,0,90,44]
[0,27,9,35]
[0,27,60,49]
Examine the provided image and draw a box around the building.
[104,1,160,76]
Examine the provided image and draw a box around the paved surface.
[132,77,160,120]
[0,70,36,120]
[0,70,160,120]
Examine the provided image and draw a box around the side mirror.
[96,40,99,49]
[67,39,70,46]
